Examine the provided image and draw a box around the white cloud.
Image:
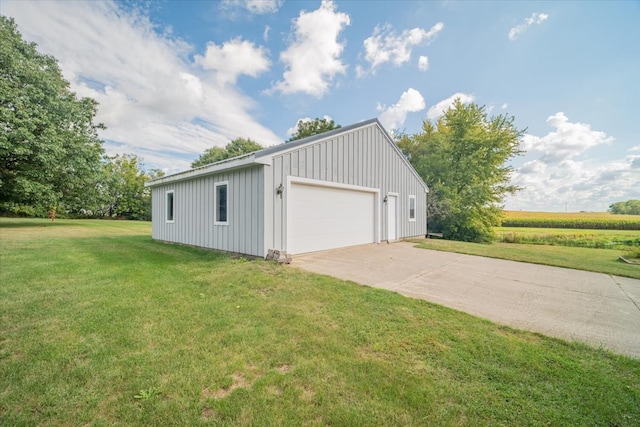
[501,103,508,109]
[194,38,270,85]
[222,0,283,14]
[418,55,429,72]
[263,25,271,41]
[4,0,282,173]
[377,88,425,132]
[505,114,634,212]
[508,12,549,41]
[507,155,639,212]
[361,22,443,74]
[426,93,475,120]
[629,145,640,153]
[521,112,614,163]
[269,0,350,98]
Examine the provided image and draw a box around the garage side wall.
[151,165,264,257]
[267,123,426,251]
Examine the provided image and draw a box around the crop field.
[494,227,640,250]
[502,211,640,230]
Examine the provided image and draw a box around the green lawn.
[413,237,640,279]
[1,218,639,426]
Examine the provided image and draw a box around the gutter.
[145,153,270,188]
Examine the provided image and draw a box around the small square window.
[409,195,416,221]
[215,182,228,225]
[166,191,174,223]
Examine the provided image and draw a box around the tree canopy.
[609,200,640,215]
[287,117,341,142]
[191,137,263,168]
[98,154,163,220]
[397,100,524,243]
[0,16,104,212]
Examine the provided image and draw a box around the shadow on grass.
[0,218,63,229]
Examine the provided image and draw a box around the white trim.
[214,181,229,226]
[145,154,268,187]
[165,190,174,223]
[387,194,398,241]
[285,176,381,253]
[409,195,416,222]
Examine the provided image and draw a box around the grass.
[413,238,640,279]
[495,227,640,249]
[2,218,640,426]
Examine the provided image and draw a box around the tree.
[287,117,341,142]
[0,17,104,213]
[397,100,524,243]
[91,154,163,220]
[609,200,640,215]
[191,137,263,168]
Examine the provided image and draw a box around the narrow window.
[409,195,416,221]
[214,182,228,225]
[166,191,174,223]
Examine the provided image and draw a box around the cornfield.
[501,211,640,230]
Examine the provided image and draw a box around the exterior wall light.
[276,183,284,198]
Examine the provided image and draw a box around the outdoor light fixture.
[276,183,284,198]
[383,196,388,203]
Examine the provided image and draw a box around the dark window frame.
[214,182,229,225]
[166,190,175,223]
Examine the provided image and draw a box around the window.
[166,191,174,223]
[409,195,416,221]
[214,182,228,225]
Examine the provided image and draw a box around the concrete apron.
[292,241,640,359]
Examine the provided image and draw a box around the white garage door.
[289,183,376,254]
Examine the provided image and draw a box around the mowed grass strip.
[413,238,640,279]
[1,219,639,426]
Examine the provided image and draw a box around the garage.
[148,118,428,258]
[287,180,378,254]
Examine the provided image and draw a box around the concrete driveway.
[293,242,640,358]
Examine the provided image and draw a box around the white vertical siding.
[268,122,427,251]
[150,165,264,257]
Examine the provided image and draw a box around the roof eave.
[145,154,268,187]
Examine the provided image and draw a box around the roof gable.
[255,118,428,192]
[146,118,428,192]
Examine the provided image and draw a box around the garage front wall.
[267,122,426,253]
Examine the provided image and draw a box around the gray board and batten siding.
[146,118,429,258]
[150,165,265,257]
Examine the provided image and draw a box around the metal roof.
[145,118,427,192]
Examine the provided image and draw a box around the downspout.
[425,187,429,238]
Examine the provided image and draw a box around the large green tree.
[609,200,640,215]
[397,100,524,243]
[0,16,104,213]
[287,117,341,142]
[191,137,262,168]
[98,154,163,220]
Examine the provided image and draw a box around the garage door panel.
[289,183,375,254]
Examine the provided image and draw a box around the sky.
[3,0,639,212]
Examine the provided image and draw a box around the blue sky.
[4,0,639,211]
